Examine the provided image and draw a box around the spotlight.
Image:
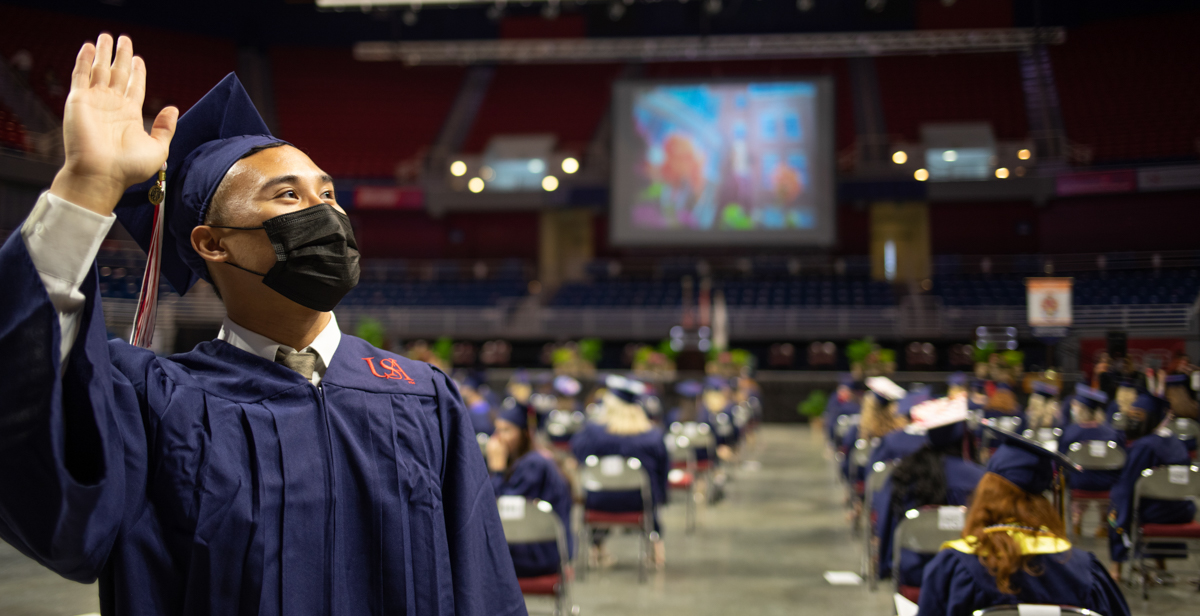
[891,151,907,164]
[866,0,885,12]
[561,157,580,174]
[542,176,559,191]
[705,0,721,14]
[449,160,467,177]
[797,0,814,11]
[608,1,625,19]
[402,9,418,26]
[914,168,929,182]
[1017,148,1032,160]
[995,167,1010,179]
[468,177,485,193]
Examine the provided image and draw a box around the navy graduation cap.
[982,418,1082,495]
[116,73,286,346]
[497,399,534,430]
[1073,384,1108,409]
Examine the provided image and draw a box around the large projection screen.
[610,77,835,247]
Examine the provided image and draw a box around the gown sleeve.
[0,221,154,584]
[1086,552,1131,616]
[430,369,527,616]
[651,432,670,507]
[917,550,976,616]
[873,478,896,579]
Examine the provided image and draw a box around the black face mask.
[211,203,360,312]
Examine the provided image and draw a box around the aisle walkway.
[1,425,1197,615]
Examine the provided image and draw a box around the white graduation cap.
[866,376,906,402]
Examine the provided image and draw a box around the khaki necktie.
[276,348,317,381]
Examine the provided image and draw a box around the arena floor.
[2,426,1196,616]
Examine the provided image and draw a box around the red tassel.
[129,163,166,349]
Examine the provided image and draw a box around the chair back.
[732,404,751,428]
[995,416,1022,433]
[476,432,489,457]
[866,461,895,496]
[893,505,968,582]
[835,414,860,440]
[497,496,564,545]
[850,438,875,473]
[974,605,1102,616]
[1066,440,1127,471]
[1110,412,1127,431]
[669,421,717,456]
[1170,417,1200,440]
[1133,464,1200,502]
[713,411,736,439]
[580,455,652,494]
[664,434,697,466]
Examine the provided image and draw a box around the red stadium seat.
[583,510,645,525]
[1140,522,1200,539]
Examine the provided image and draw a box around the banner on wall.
[1027,278,1073,337]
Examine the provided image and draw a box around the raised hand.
[49,33,179,216]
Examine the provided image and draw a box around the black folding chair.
[497,496,573,616]
[1129,464,1200,599]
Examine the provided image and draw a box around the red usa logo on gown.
[362,357,416,384]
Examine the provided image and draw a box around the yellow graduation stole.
[942,526,1072,556]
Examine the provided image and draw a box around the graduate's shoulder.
[325,334,443,396]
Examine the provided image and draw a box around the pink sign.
[1055,170,1136,196]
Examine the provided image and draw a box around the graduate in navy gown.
[918,428,1130,616]
[486,402,574,578]
[873,397,984,589]
[825,373,863,444]
[1163,373,1198,453]
[457,372,496,436]
[983,382,1026,435]
[570,375,669,566]
[1024,381,1063,431]
[0,35,524,616]
[1106,393,1197,581]
[841,377,906,484]
[869,385,935,468]
[1057,385,1123,536]
[701,375,742,451]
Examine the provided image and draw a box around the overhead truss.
[354,28,1065,65]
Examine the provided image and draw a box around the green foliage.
[799,390,828,418]
[433,336,454,364]
[551,347,574,367]
[972,342,997,363]
[729,348,753,368]
[877,348,896,364]
[578,338,603,364]
[845,338,872,364]
[355,317,386,350]
[1002,350,1024,368]
[656,339,679,360]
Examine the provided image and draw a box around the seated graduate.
[983,382,1025,433]
[946,372,969,400]
[869,385,934,469]
[458,372,496,436]
[486,401,574,578]
[570,375,670,567]
[0,34,523,615]
[1025,381,1063,431]
[1106,392,1197,581]
[1057,385,1123,537]
[1105,378,1139,423]
[841,376,907,484]
[873,397,985,590]
[1164,373,1198,453]
[508,369,533,405]
[825,373,864,444]
[918,428,1131,616]
[666,379,704,426]
[701,375,742,454]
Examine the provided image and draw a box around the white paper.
[1088,440,1108,458]
[1168,465,1190,485]
[938,506,965,531]
[894,593,918,616]
[600,456,625,477]
[822,571,862,585]
[497,495,526,520]
[1017,605,1062,616]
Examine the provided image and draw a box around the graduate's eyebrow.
[259,173,336,193]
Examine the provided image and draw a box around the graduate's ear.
[191,225,229,264]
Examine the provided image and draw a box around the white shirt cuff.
[21,191,116,300]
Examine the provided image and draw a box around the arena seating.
[460,63,623,155]
[0,5,237,117]
[271,47,465,178]
[875,52,1028,141]
[934,269,1200,306]
[1051,12,1200,163]
[550,277,895,307]
[0,103,29,153]
[342,280,528,307]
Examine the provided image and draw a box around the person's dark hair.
[889,437,976,522]
[502,426,534,481]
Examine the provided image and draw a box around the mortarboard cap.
[116,73,285,296]
[606,374,646,403]
[983,418,1082,494]
[553,375,581,397]
[675,380,703,397]
[897,386,932,418]
[838,373,855,387]
[1073,384,1108,409]
[497,399,534,430]
[704,375,729,392]
[947,372,968,387]
[911,397,970,448]
[1130,392,1168,427]
[1031,381,1060,397]
[866,376,906,402]
[1165,374,1188,385]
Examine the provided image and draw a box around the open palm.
[53,34,177,215]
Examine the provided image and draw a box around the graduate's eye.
[277,190,298,200]
[322,190,335,200]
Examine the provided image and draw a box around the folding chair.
[1169,418,1200,459]
[835,414,860,454]
[1129,464,1200,599]
[984,416,1023,454]
[1064,440,1127,539]
[973,605,1104,616]
[664,433,698,534]
[863,460,894,591]
[892,505,969,603]
[670,421,719,501]
[477,432,489,458]
[577,455,655,583]
[546,410,586,451]
[848,438,875,535]
[1110,412,1127,432]
[1023,427,1063,450]
[496,496,573,616]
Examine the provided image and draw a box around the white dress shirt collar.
[218,312,342,385]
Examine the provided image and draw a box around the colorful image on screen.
[627,82,818,232]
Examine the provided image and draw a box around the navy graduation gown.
[570,424,669,530]
[873,456,985,584]
[1107,432,1197,562]
[824,396,860,443]
[917,544,1130,616]
[490,451,573,578]
[1057,424,1125,492]
[869,429,927,468]
[0,234,526,616]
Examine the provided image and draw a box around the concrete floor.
[1,425,1197,616]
